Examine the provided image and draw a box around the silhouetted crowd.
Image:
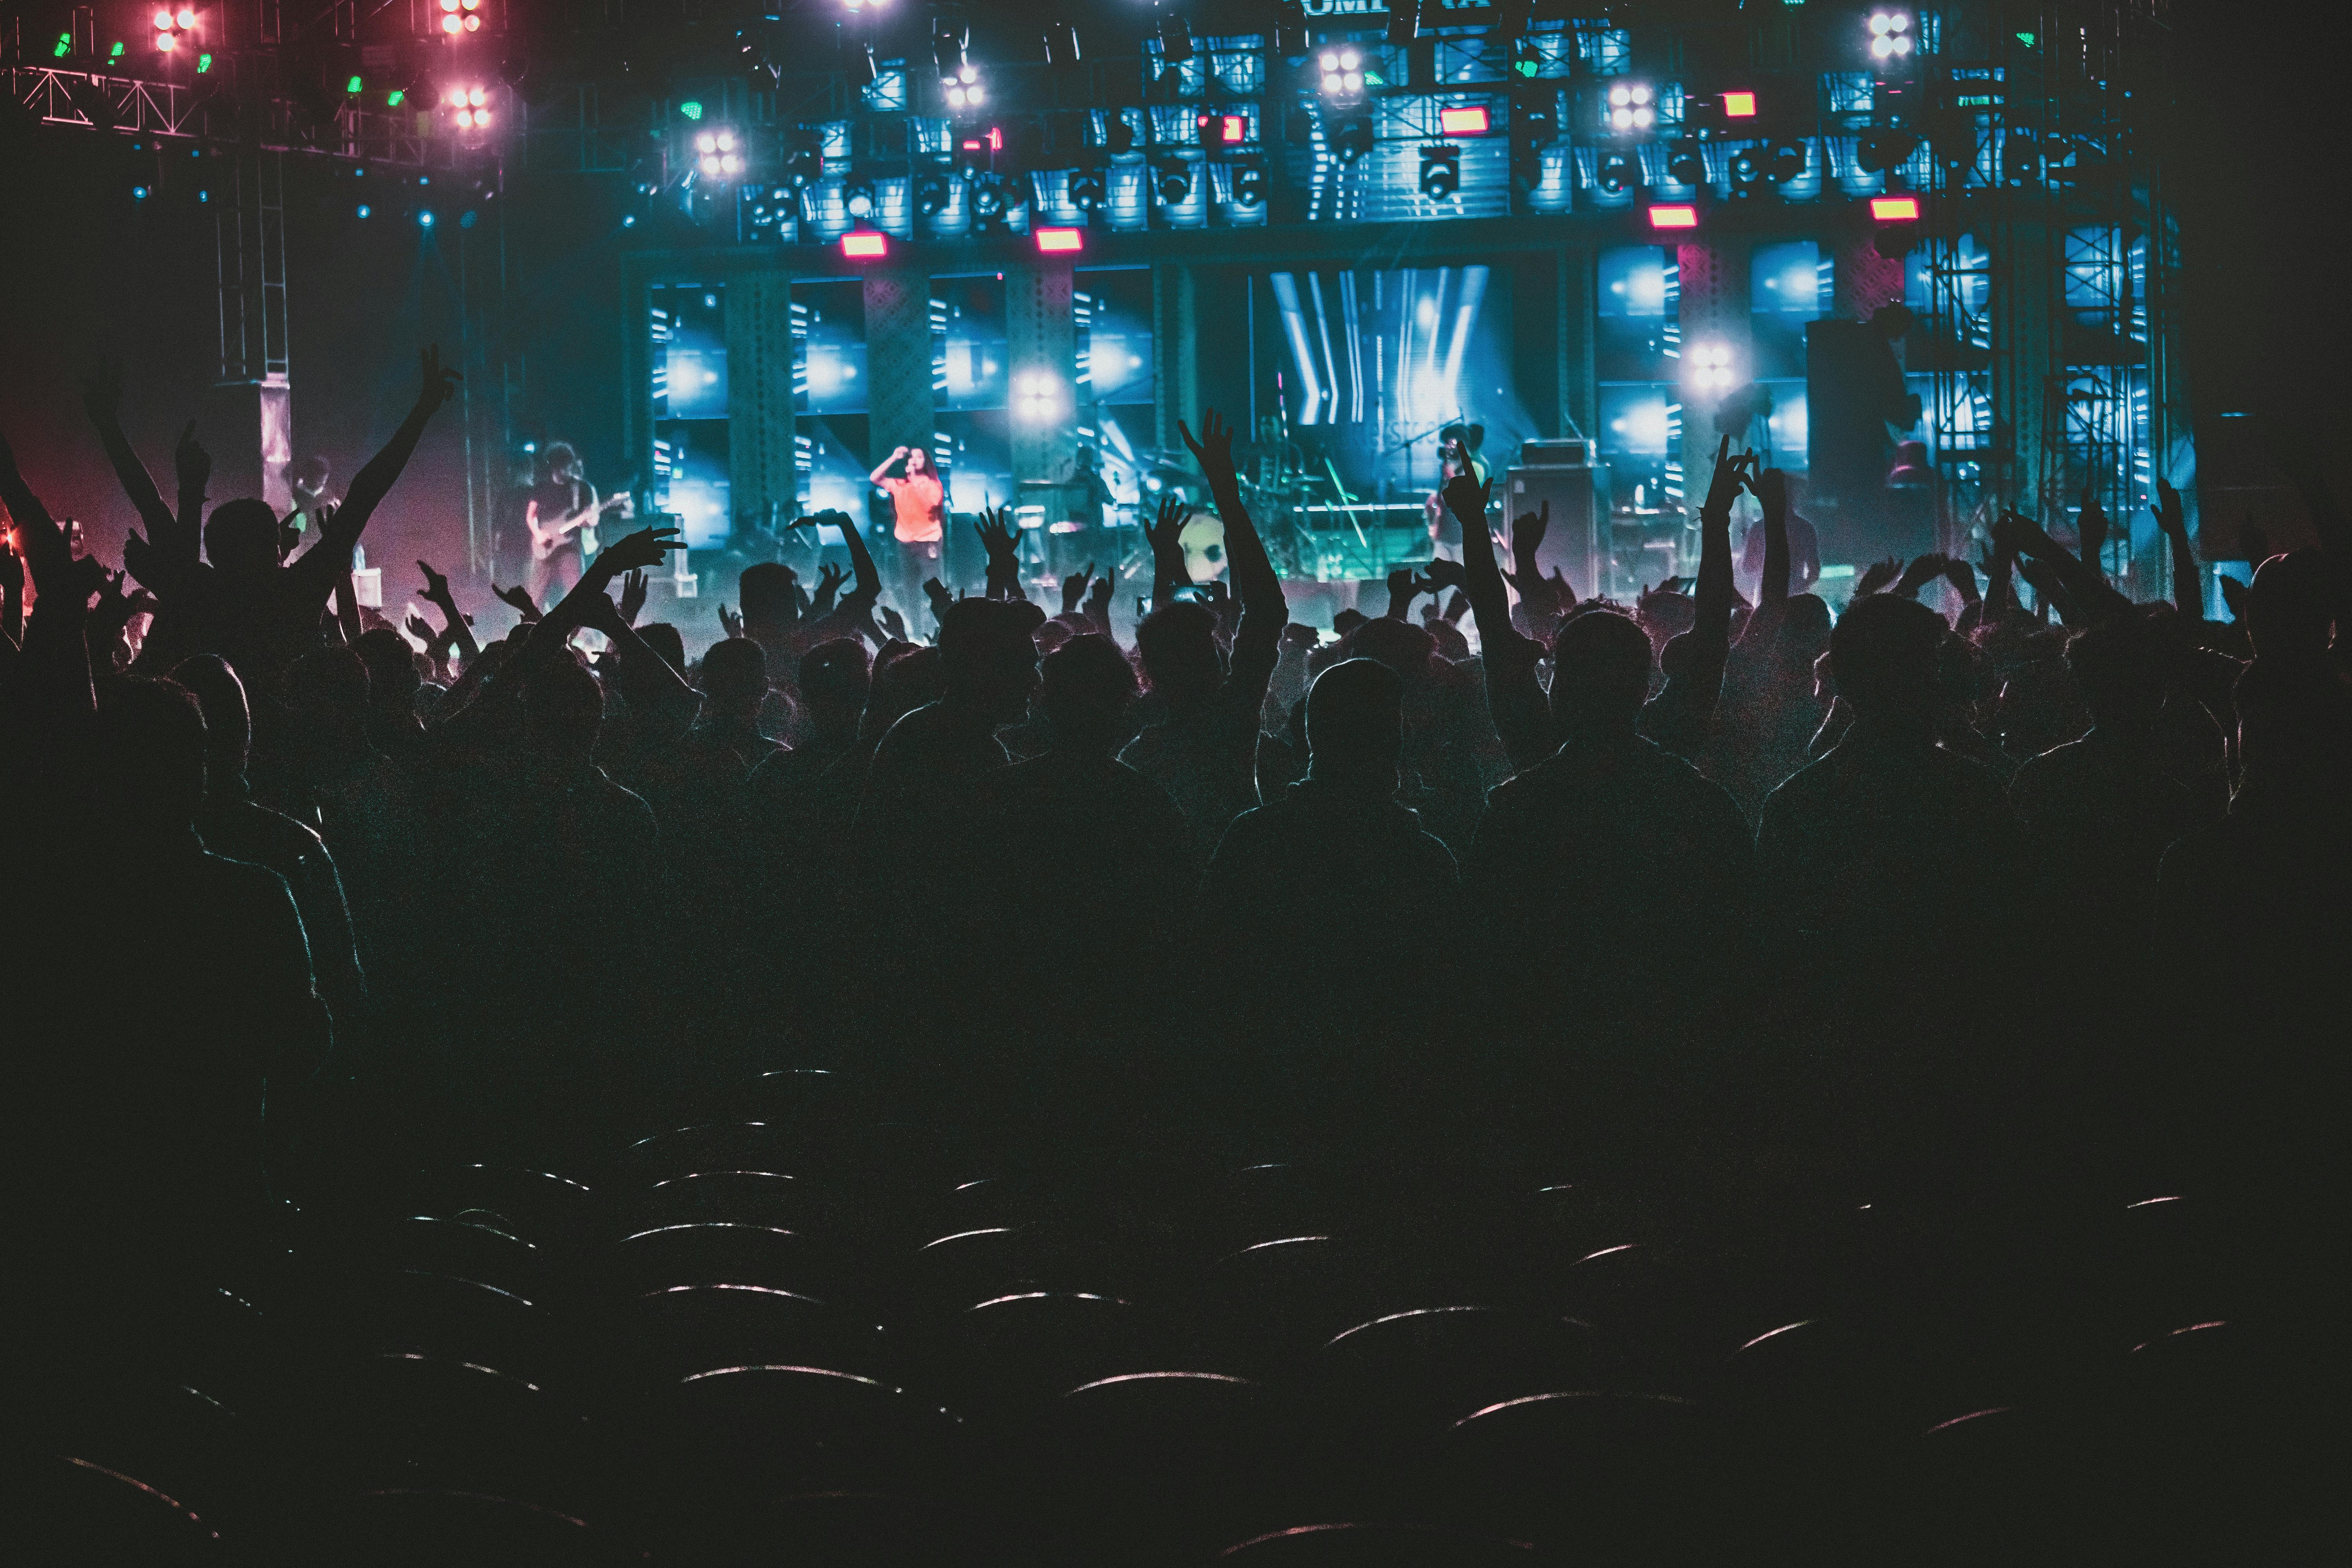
[4,359,2345,1563]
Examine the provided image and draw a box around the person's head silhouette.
[739,562,799,644]
[1829,593,1945,728]
[700,636,769,720]
[1135,599,1222,706]
[798,637,872,729]
[2245,547,2334,663]
[353,628,421,711]
[936,597,1044,727]
[1040,632,1140,755]
[1304,657,1403,796]
[1548,608,1652,737]
[205,497,281,575]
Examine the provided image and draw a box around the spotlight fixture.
[1317,47,1365,99]
[694,127,744,180]
[151,6,196,53]
[844,178,876,220]
[1687,341,1736,395]
[1417,144,1460,200]
[1857,128,1921,174]
[1730,147,1762,189]
[444,84,494,132]
[1605,82,1655,134]
[970,173,1005,220]
[915,161,953,216]
[1867,11,1915,62]
[1595,150,1637,196]
[1230,155,1266,208]
[1067,164,1106,210]
[437,0,483,35]
[933,23,983,109]
[1765,139,1807,183]
[1330,113,1375,165]
[1152,156,1193,203]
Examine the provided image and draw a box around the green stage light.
[346,75,363,94]
[680,100,704,120]
[387,88,404,105]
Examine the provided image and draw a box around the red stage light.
[1034,227,1084,254]
[987,125,1003,152]
[842,230,889,259]
[1871,194,1921,221]
[1723,91,1758,118]
[1438,105,1490,135]
[1647,203,1700,230]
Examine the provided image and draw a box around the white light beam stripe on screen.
[1307,271,1342,425]
[1439,265,1489,419]
[1339,270,1365,426]
[1269,272,1322,426]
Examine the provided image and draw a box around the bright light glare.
[158,31,177,48]
[1724,91,1757,117]
[1611,107,1634,130]
[1342,71,1361,91]
[1339,49,1359,69]
[842,230,889,258]
[1647,203,1700,230]
[719,154,742,175]
[1631,85,1652,105]
[1871,194,1921,220]
[1035,227,1083,254]
[700,155,721,175]
[1322,72,1342,91]
[1633,107,1654,128]
[153,8,172,26]
[1610,85,1631,107]
[441,14,460,32]
[695,131,717,153]
[715,130,734,151]
[1688,340,1737,393]
[456,109,474,127]
[468,87,485,106]
[1319,51,1336,69]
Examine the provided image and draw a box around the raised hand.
[0,536,23,599]
[1511,500,1550,560]
[1144,494,1189,560]
[1442,469,1492,530]
[417,558,454,605]
[717,601,744,640]
[1992,508,2053,559]
[406,611,437,644]
[2154,477,2187,540]
[1084,570,1113,619]
[1385,565,1421,618]
[1700,434,1755,519]
[877,603,909,642]
[1062,562,1094,616]
[923,577,955,622]
[1178,408,1239,493]
[975,504,1020,566]
[493,582,541,621]
[618,567,648,626]
[415,344,462,413]
[597,523,681,576]
[1892,553,1949,598]
[2078,476,2110,570]
[1941,555,1981,602]
[1854,557,1904,597]
[174,419,211,494]
[1422,556,1468,595]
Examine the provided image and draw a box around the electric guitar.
[528,489,633,564]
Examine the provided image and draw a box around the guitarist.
[523,442,599,602]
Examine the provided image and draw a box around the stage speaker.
[1503,458,1598,602]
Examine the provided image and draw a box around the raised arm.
[1142,495,1189,613]
[2155,478,2200,621]
[0,425,97,721]
[517,524,682,669]
[171,420,210,566]
[869,446,908,486]
[80,360,181,555]
[1734,467,1792,653]
[975,503,1025,601]
[1996,509,2132,624]
[1181,408,1283,661]
[1448,473,1554,770]
[416,559,481,664]
[301,346,460,597]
